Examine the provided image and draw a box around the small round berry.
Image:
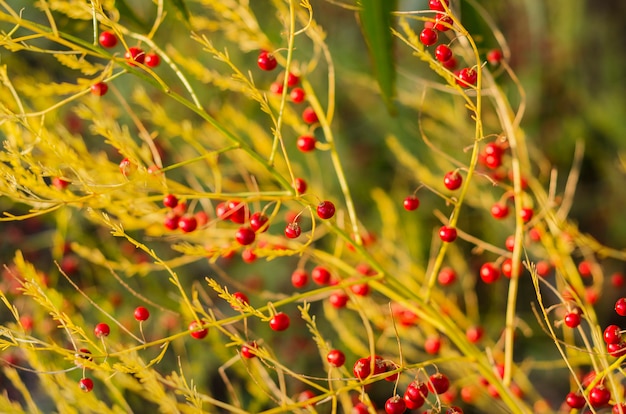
[479,262,500,283]
[428,373,450,394]
[350,282,370,296]
[403,195,420,211]
[419,28,438,46]
[491,203,509,219]
[613,403,626,414]
[52,177,70,190]
[297,135,316,152]
[294,178,307,194]
[291,269,308,288]
[616,298,626,316]
[290,87,306,103]
[564,312,581,328]
[250,212,269,232]
[270,82,283,94]
[144,52,160,67]
[434,13,453,31]
[188,320,208,339]
[504,235,516,252]
[317,201,336,219]
[589,385,611,408]
[456,67,477,87]
[134,306,150,321]
[312,266,332,285]
[435,44,453,62]
[352,357,371,380]
[565,392,586,409]
[446,407,464,414]
[285,222,302,238]
[241,248,257,263]
[443,56,458,70]
[257,50,277,71]
[578,260,592,277]
[406,381,429,402]
[466,325,484,343]
[604,324,622,344]
[99,31,117,48]
[608,341,626,357]
[226,201,248,224]
[232,292,250,309]
[241,341,257,359]
[164,213,180,230]
[501,257,518,278]
[520,207,534,223]
[235,227,256,246]
[439,226,457,243]
[79,377,94,392]
[326,349,346,367]
[424,336,442,354]
[403,390,425,410]
[125,46,145,66]
[438,267,456,285]
[163,194,178,208]
[94,322,110,338]
[612,272,625,288]
[302,107,318,124]
[90,82,108,96]
[286,72,300,87]
[384,396,406,414]
[487,49,503,65]
[269,312,290,331]
[178,215,198,233]
[443,171,462,190]
[329,292,349,308]
[429,0,450,11]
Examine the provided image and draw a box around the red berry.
[99,31,117,48]
[290,87,306,103]
[163,194,178,208]
[612,273,625,288]
[285,222,301,238]
[443,56,458,70]
[424,336,441,354]
[317,201,336,219]
[241,248,257,263]
[565,392,586,409]
[487,49,503,65]
[616,298,626,316]
[384,396,406,414]
[302,107,318,124]
[235,227,256,246]
[504,235,516,252]
[438,267,456,285]
[329,292,349,308]
[446,407,464,414]
[257,51,277,71]
[226,201,248,224]
[419,28,438,46]
[350,282,370,296]
[403,195,420,211]
[134,306,150,321]
[119,157,135,176]
[79,377,94,392]
[485,142,504,157]
[429,0,449,11]
[144,52,160,67]
[297,135,316,152]
[312,266,332,285]
[352,355,386,380]
[52,177,70,189]
[178,215,198,233]
[443,171,462,190]
[406,381,429,402]
[240,341,257,358]
[164,213,180,230]
[428,373,450,394]
[188,320,208,339]
[403,391,425,409]
[479,262,500,283]
[269,312,290,331]
[434,13,454,31]
[466,325,484,343]
[491,203,509,219]
[91,82,108,96]
[294,178,307,194]
[435,44,453,62]
[291,269,309,288]
[589,385,611,407]
[608,341,626,357]
[456,67,477,87]
[125,46,145,66]
[232,292,249,308]
[564,312,581,328]
[352,402,369,414]
[614,403,626,414]
[603,324,622,344]
[578,260,592,277]
[94,323,110,338]
[286,72,300,87]
[270,82,283,94]
[326,349,346,367]
[520,207,534,223]
[501,258,519,278]
[439,226,457,242]
[535,260,552,277]
[249,212,269,232]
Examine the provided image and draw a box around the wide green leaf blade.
[358,0,397,115]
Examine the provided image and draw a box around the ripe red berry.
[269,312,290,331]
[419,28,438,46]
[317,201,336,219]
[429,0,449,11]
[613,403,626,414]
[403,195,420,211]
[434,13,453,31]
[144,52,160,67]
[79,377,94,392]
[487,49,503,65]
[294,177,307,194]
[608,341,626,357]
[188,320,208,339]
[326,349,346,367]
[564,312,581,328]
[297,135,316,152]
[439,226,457,242]
[99,31,117,48]
[125,46,145,66]
[438,267,456,285]
[52,177,70,189]
[479,262,500,283]
[384,396,406,414]
[257,51,277,71]
[164,213,180,230]
[290,87,306,103]
[616,298,626,316]
[406,381,429,402]
[163,194,178,208]
[353,355,386,380]
[291,269,308,288]
[350,282,370,296]
[565,392,586,409]
[604,325,622,344]
[501,257,520,278]
[612,273,625,288]
[285,222,301,238]
[226,201,248,224]
[329,291,349,308]
[91,82,108,96]
[424,336,442,354]
[270,81,283,94]
[589,385,611,407]
[443,56,458,70]
[240,341,257,358]
[428,373,450,394]
[491,203,509,219]
[312,266,332,285]
[134,306,150,321]
[443,171,462,190]
[178,215,198,233]
[235,227,256,246]
[520,207,534,223]
[302,107,318,124]
[94,323,110,338]
[456,67,477,87]
[435,44,453,62]
[232,292,249,308]
[466,325,484,343]
[286,72,300,87]
[249,212,269,233]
